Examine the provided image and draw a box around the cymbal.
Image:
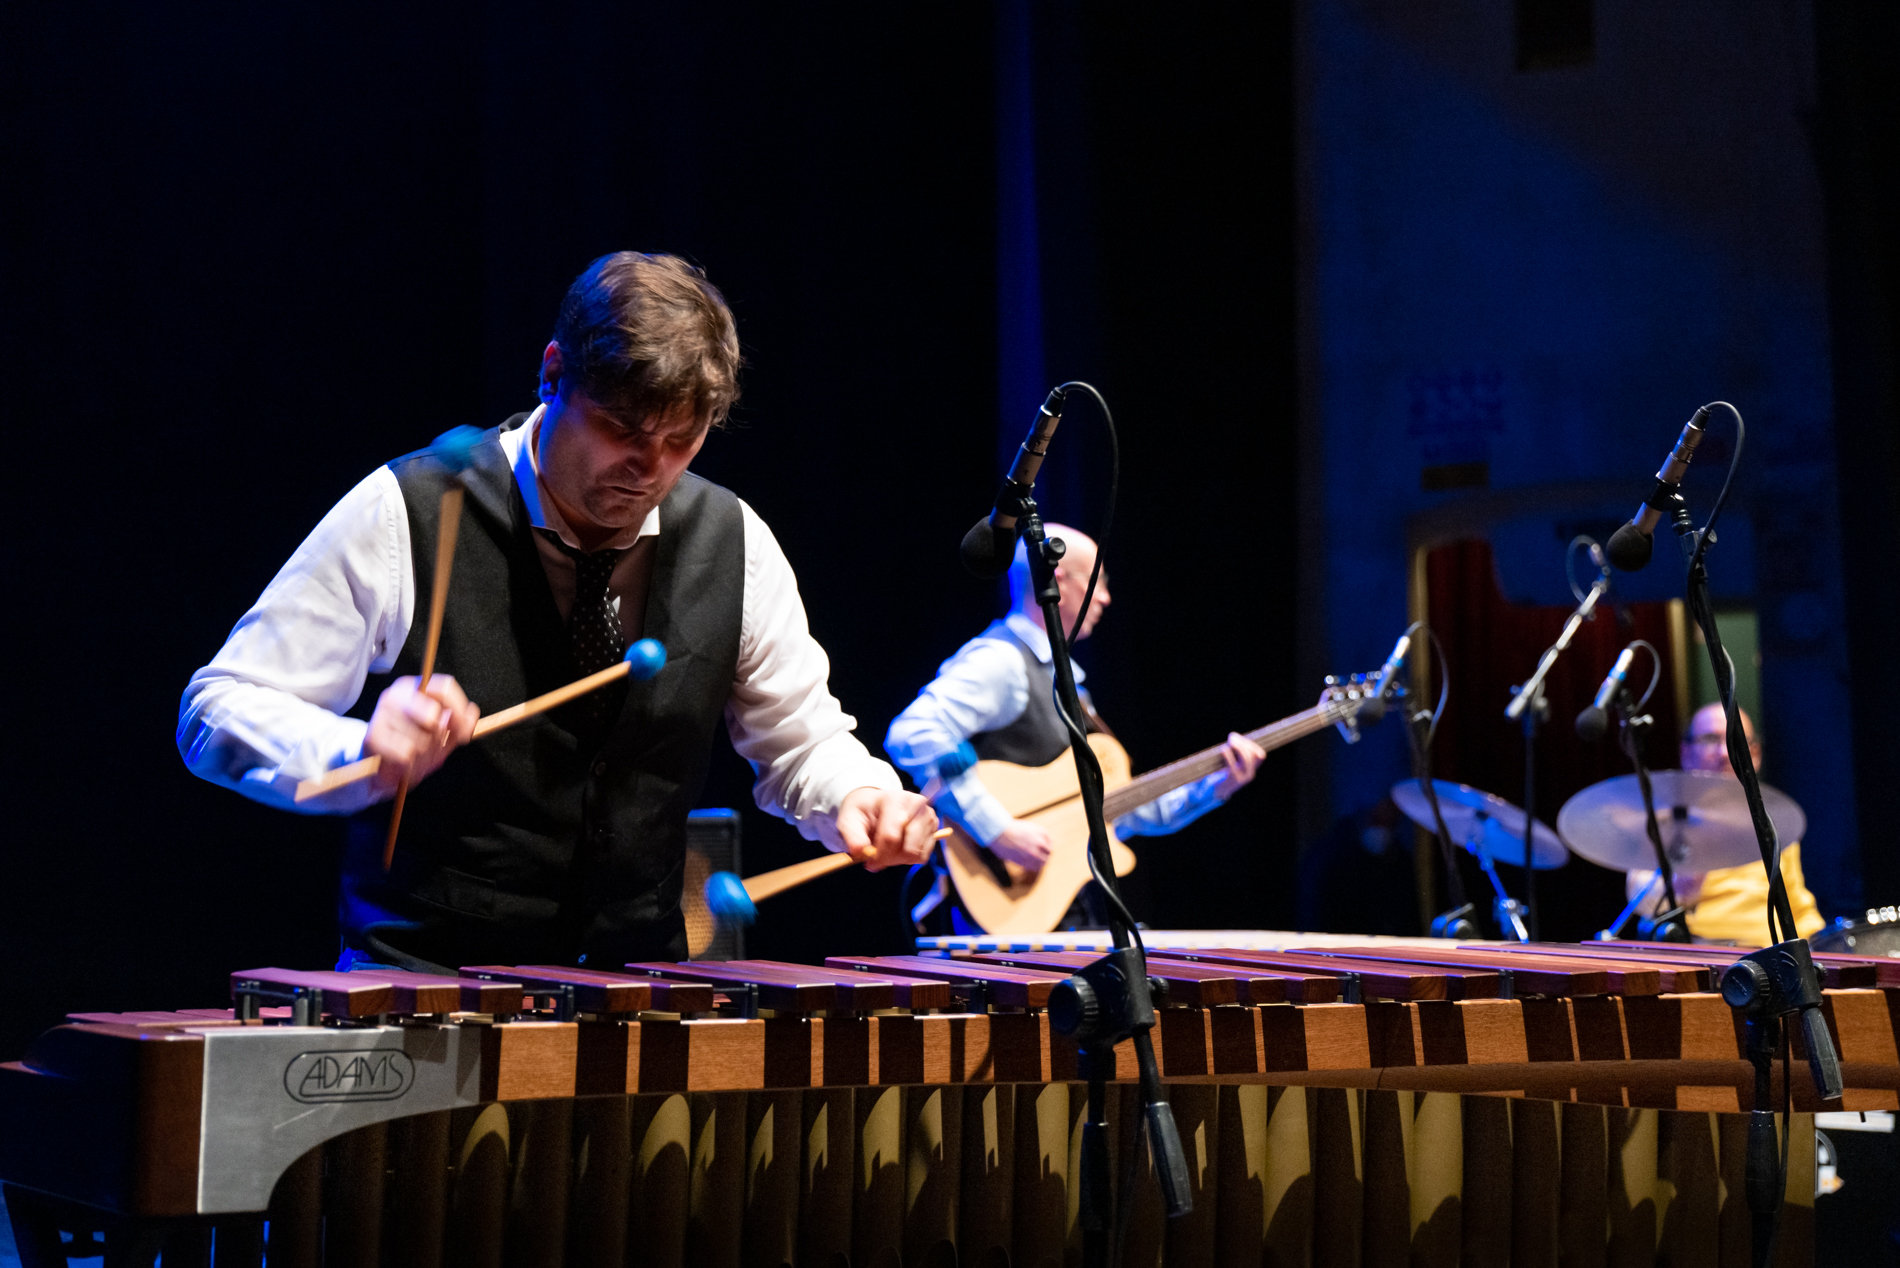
[1556,769,1806,874]
[1390,780,1569,870]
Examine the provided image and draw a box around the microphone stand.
[1516,681,1548,942]
[1614,697,1690,942]
[1015,506,1193,1268]
[1505,558,1609,941]
[1657,471,1841,1268]
[1402,695,1477,939]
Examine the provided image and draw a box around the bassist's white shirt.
[885,613,1225,847]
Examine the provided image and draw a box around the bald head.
[1008,523,1113,641]
[1681,702,1761,776]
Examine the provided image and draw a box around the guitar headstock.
[1320,672,1394,743]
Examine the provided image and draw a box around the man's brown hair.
[550,252,741,428]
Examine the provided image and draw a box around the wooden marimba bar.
[1,940,1896,1267]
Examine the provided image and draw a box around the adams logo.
[283,1049,415,1104]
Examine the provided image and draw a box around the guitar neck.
[1099,702,1341,822]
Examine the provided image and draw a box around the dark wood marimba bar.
[2,938,1896,1267]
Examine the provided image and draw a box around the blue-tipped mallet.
[704,870,758,927]
[701,821,956,929]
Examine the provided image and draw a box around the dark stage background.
[0,5,1298,1058]
[3,3,1898,1072]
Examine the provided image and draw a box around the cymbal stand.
[1467,817,1530,942]
[1014,505,1193,1268]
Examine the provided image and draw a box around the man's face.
[1681,703,1761,776]
[536,347,708,542]
[1054,534,1112,641]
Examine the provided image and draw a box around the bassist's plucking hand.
[989,819,1055,870]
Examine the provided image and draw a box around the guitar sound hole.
[977,846,1016,889]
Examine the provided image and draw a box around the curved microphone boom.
[960,386,1068,578]
[1605,407,1710,571]
[1574,644,1637,742]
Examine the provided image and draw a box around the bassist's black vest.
[340,416,745,972]
[969,624,1098,767]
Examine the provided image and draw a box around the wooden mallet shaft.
[294,639,668,805]
[741,828,956,902]
[382,483,464,870]
[470,659,637,738]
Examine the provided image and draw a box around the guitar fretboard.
[1100,701,1343,822]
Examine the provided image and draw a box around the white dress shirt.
[178,408,898,850]
[884,612,1225,845]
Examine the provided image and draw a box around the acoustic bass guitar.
[940,676,1380,935]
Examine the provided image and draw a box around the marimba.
[3,937,1897,1268]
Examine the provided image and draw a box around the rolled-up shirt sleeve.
[176,467,414,814]
[884,637,1029,847]
[726,502,900,851]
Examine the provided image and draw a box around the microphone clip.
[989,477,1034,524]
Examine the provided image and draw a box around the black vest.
[970,624,1095,767]
[340,417,745,972]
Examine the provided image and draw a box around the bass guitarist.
[885,524,1265,929]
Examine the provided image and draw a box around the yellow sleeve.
[1778,842,1825,938]
[1685,841,1825,943]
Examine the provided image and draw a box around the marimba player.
[177,251,936,972]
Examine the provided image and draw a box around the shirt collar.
[1002,611,1086,683]
[502,405,660,551]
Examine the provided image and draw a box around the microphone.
[961,386,1068,578]
[1354,631,1412,724]
[1575,644,1637,742]
[1605,407,1710,571]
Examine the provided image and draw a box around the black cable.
[1398,624,1464,911]
[1685,402,1796,947]
[1623,638,1663,712]
[897,862,932,938]
[1613,639,1675,911]
[1056,381,1118,649]
[1050,681,1143,941]
[1564,534,1604,604]
[1689,402,1745,571]
[1423,625,1451,736]
[1026,379,1139,942]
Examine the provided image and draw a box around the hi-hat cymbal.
[1390,780,1569,869]
[1555,769,1806,874]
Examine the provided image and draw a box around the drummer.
[1627,703,1824,941]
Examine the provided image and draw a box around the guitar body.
[934,679,1372,935]
[939,734,1139,935]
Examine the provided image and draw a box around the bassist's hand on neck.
[1213,733,1267,800]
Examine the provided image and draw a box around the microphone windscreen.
[960,519,1018,579]
[1605,521,1653,572]
[1575,706,1609,743]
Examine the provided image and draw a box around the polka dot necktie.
[544,532,628,726]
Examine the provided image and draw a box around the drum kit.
[1390,767,1814,944]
